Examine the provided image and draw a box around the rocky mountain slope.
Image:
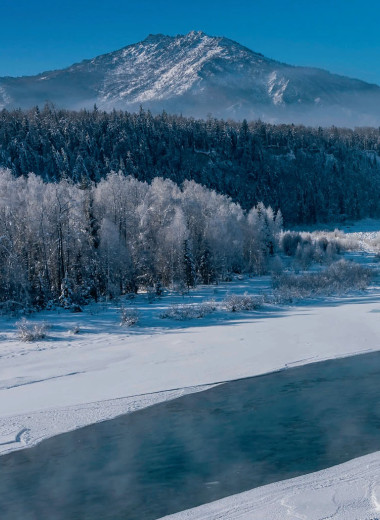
[1,31,380,126]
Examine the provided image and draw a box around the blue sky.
[1,0,380,84]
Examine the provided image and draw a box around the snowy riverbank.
[1,228,380,519]
[1,266,380,454]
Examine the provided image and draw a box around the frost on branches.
[0,170,281,312]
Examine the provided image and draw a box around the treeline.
[0,170,282,311]
[1,106,380,224]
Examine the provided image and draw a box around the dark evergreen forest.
[1,106,380,224]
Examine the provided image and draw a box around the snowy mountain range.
[2,30,380,126]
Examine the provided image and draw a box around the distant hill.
[2,31,380,126]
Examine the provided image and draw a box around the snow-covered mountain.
[2,31,380,126]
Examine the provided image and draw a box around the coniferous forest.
[1,106,380,311]
[1,106,380,225]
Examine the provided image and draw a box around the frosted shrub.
[326,260,372,290]
[160,300,216,320]
[197,300,217,316]
[310,231,355,253]
[120,307,139,327]
[16,318,48,342]
[273,260,372,302]
[281,231,303,256]
[223,292,263,312]
[70,324,80,335]
[281,231,343,268]
[370,235,380,251]
[295,242,314,270]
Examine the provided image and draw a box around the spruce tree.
[183,239,196,289]
[199,247,214,285]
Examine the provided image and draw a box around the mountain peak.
[143,33,170,43]
[1,32,380,127]
[185,30,208,39]
[142,31,209,45]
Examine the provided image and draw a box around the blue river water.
[1,351,380,519]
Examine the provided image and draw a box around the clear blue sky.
[2,0,380,84]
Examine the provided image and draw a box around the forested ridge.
[1,106,380,224]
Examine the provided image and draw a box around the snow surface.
[158,452,380,520]
[1,226,380,518]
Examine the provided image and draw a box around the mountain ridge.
[1,31,380,126]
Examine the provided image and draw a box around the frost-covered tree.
[183,239,196,289]
[0,169,282,311]
[199,246,214,285]
[59,274,73,309]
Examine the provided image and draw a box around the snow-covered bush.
[326,260,373,290]
[69,324,80,335]
[281,231,303,256]
[59,275,73,309]
[120,307,139,327]
[295,242,314,270]
[272,260,372,302]
[16,318,49,342]
[223,292,263,312]
[308,230,357,253]
[160,300,216,320]
[369,234,380,252]
[281,231,342,269]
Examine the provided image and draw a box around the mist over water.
[1,352,380,520]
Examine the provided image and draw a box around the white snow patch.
[159,452,380,520]
[267,71,289,105]
[100,33,229,105]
